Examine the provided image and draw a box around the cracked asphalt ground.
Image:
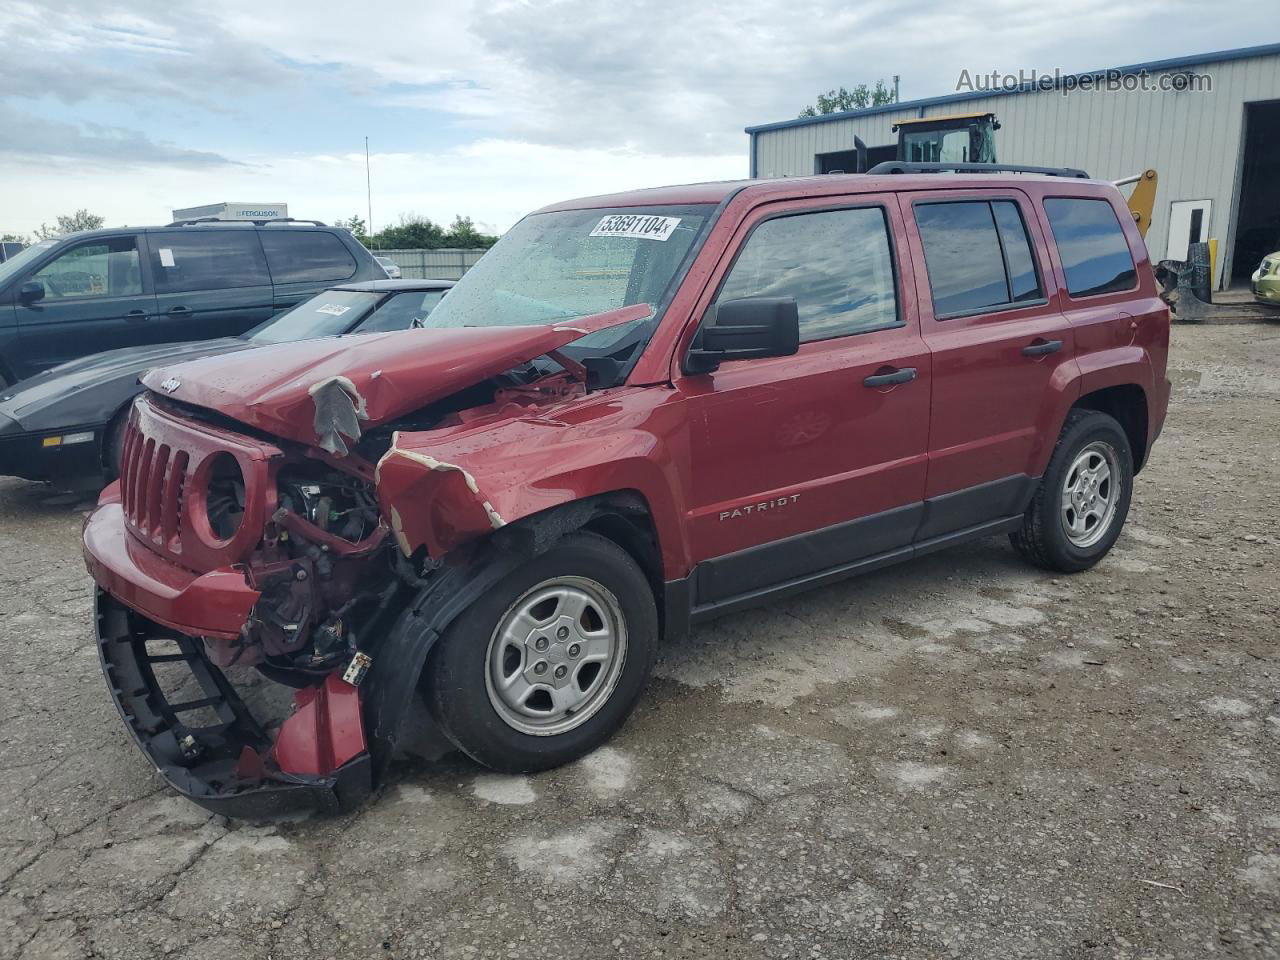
[2,325,1278,960]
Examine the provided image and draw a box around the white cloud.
[0,140,744,235]
[0,105,240,170]
[0,0,1267,235]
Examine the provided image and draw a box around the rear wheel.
[1010,409,1133,572]
[424,532,658,772]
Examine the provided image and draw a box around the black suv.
[0,220,384,386]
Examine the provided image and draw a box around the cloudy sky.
[0,0,1268,236]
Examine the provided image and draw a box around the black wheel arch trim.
[364,491,665,780]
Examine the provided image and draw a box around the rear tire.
[1010,409,1133,573]
[424,531,658,773]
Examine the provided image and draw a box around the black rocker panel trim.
[670,474,1039,630]
[913,474,1037,542]
[694,502,922,606]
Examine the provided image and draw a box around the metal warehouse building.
[746,43,1280,290]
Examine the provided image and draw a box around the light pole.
[365,136,373,247]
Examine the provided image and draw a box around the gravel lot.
[1,324,1277,960]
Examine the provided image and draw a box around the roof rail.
[866,161,1090,179]
[165,216,329,227]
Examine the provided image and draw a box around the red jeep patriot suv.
[84,165,1170,815]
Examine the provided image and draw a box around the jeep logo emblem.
[159,377,181,393]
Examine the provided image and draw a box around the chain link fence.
[371,248,487,280]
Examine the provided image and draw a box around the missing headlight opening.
[202,462,389,674]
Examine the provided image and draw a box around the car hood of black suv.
[0,338,255,432]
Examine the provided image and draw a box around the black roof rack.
[866,161,1090,179]
[165,216,329,227]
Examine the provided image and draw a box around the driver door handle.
[167,305,192,315]
[1022,338,1063,357]
[126,309,149,322]
[863,366,917,388]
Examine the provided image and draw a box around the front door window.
[31,238,143,300]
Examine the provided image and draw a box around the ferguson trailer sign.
[171,202,289,222]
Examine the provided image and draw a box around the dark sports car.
[0,278,452,488]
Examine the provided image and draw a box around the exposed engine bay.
[197,356,592,680]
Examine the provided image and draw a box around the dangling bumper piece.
[95,589,372,818]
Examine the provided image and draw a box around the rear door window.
[260,231,358,284]
[1043,197,1137,297]
[914,199,1044,317]
[715,206,899,343]
[991,201,1042,302]
[150,232,269,293]
[31,237,143,300]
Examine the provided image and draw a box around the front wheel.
[424,531,658,772]
[1010,409,1133,572]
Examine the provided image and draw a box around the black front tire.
[1010,409,1133,573]
[424,531,659,773]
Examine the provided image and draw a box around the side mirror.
[685,297,799,373]
[18,281,44,305]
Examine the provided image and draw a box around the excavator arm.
[1114,169,1158,238]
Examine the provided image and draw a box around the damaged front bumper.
[95,588,372,818]
[84,498,261,639]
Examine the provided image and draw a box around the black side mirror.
[18,280,44,305]
[685,297,799,373]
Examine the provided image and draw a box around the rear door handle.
[125,309,148,322]
[863,367,917,388]
[167,305,191,315]
[1022,338,1063,357]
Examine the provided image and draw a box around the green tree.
[373,213,447,250]
[34,209,106,239]
[335,215,369,244]
[442,215,497,249]
[364,212,498,250]
[798,79,897,118]
[1,232,29,244]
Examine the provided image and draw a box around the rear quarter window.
[260,231,358,284]
[1043,197,1137,298]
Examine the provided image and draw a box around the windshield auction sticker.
[315,303,351,317]
[589,215,681,242]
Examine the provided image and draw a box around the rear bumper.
[0,419,106,486]
[96,588,372,818]
[83,499,259,639]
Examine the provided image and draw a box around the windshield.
[0,239,58,287]
[901,123,997,164]
[422,204,714,354]
[247,290,382,344]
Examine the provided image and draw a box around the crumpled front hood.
[140,305,650,453]
[0,338,250,427]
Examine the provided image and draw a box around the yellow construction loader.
[882,113,1158,238]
